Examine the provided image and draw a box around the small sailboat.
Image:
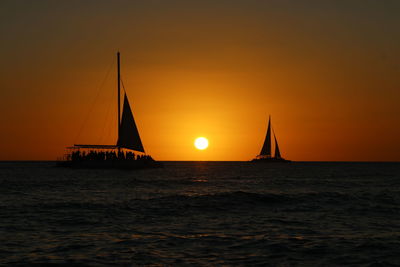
[58,52,161,169]
[252,116,291,162]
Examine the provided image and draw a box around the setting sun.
[194,137,209,150]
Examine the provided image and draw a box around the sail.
[260,116,271,156]
[117,93,145,152]
[274,134,281,159]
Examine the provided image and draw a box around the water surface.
[1,161,399,265]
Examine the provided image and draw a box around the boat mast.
[117,52,121,144]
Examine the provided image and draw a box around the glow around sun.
[194,137,209,150]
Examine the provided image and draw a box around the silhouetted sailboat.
[252,116,291,162]
[58,52,161,169]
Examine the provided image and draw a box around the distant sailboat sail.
[252,115,290,162]
[260,116,272,157]
[274,134,281,159]
[117,93,145,152]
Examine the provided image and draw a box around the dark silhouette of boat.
[58,52,161,169]
[251,116,291,163]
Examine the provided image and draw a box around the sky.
[0,0,399,161]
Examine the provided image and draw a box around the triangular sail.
[260,116,271,156]
[274,134,281,159]
[117,93,145,152]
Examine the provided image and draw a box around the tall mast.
[117,51,121,141]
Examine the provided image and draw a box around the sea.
[1,161,400,266]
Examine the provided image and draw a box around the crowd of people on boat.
[68,150,154,162]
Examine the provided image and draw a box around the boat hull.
[56,160,163,170]
[251,158,291,163]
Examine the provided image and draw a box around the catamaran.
[252,116,291,162]
[58,52,161,169]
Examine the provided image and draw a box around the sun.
[194,137,209,150]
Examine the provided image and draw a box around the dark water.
[1,161,400,266]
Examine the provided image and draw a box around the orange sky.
[1,1,399,161]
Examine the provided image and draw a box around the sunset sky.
[1,0,399,161]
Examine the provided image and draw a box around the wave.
[3,190,399,211]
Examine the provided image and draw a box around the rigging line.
[104,106,116,146]
[120,77,139,113]
[97,86,116,144]
[74,58,115,144]
[120,76,127,93]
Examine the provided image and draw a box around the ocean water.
[0,161,400,266]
